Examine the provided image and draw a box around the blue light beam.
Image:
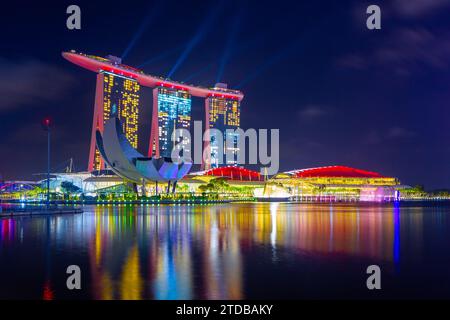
[167,1,223,79]
[215,9,243,84]
[138,45,183,68]
[236,40,301,89]
[182,63,214,83]
[121,1,163,60]
[180,34,264,85]
[236,17,331,89]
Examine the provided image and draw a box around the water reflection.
[0,219,15,244]
[0,202,439,299]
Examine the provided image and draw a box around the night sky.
[1,0,449,189]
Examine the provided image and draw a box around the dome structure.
[191,166,263,181]
[286,166,384,178]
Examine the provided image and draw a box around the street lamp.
[42,117,52,210]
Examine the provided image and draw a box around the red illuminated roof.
[203,166,263,181]
[288,166,385,178]
[62,51,244,101]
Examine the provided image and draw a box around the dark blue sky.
[0,0,449,189]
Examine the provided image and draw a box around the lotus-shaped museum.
[96,117,192,185]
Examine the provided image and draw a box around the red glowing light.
[207,93,239,100]
[42,281,54,300]
[41,117,52,130]
[204,166,263,181]
[100,66,136,79]
[292,166,384,178]
[156,81,189,92]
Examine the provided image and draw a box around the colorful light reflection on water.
[1,202,450,299]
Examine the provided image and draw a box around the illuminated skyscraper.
[62,51,243,171]
[89,71,140,171]
[149,86,191,158]
[203,83,241,169]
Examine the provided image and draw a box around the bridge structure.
[62,51,244,172]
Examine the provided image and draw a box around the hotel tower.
[62,51,243,172]
[204,83,241,169]
[149,86,192,159]
[88,55,140,171]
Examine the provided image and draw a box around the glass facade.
[156,87,192,158]
[208,97,240,168]
[92,72,140,170]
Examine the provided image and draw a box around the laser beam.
[182,63,214,83]
[167,1,224,79]
[138,45,183,68]
[236,17,331,89]
[215,9,243,84]
[121,1,163,60]
[236,40,302,89]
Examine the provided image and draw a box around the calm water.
[1,202,450,299]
